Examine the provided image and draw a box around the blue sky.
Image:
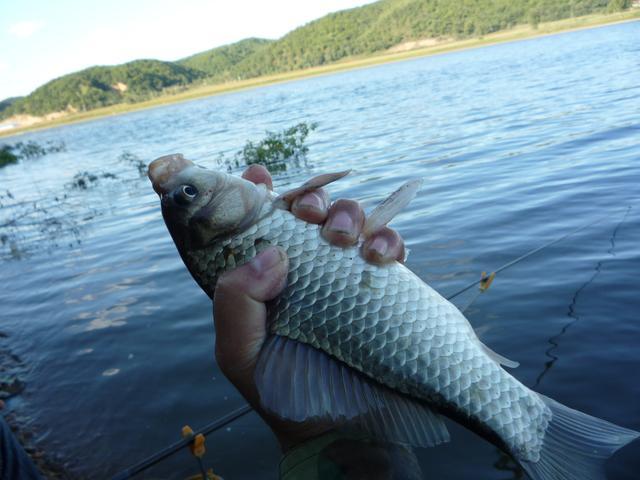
[0,0,375,100]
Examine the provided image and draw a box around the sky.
[0,0,376,100]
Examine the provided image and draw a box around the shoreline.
[1,334,77,479]
[1,10,638,139]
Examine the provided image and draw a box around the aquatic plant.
[119,151,147,176]
[69,171,117,190]
[238,122,317,172]
[217,121,318,173]
[0,140,66,168]
[0,145,18,168]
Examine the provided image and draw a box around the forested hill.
[0,97,21,115]
[231,0,629,77]
[177,38,273,78]
[7,60,203,117]
[1,0,631,119]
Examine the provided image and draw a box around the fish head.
[148,153,269,253]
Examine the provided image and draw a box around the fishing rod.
[111,208,630,480]
[111,404,252,480]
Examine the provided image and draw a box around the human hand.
[213,165,405,450]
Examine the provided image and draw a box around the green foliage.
[178,38,272,80]
[607,0,631,12]
[0,140,66,168]
[216,122,318,173]
[0,146,19,168]
[0,97,21,115]
[1,0,625,119]
[529,9,542,28]
[238,122,318,172]
[3,60,203,118]
[229,0,614,78]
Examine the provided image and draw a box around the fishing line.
[443,209,626,301]
[111,207,632,479]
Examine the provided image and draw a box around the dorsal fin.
[363,179,423,237]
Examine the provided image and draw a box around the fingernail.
[296,192,325,212]
[250,247,283,275]
[326,211,354,235]
[369,237,388,258]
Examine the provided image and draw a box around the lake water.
[1,21,639,479]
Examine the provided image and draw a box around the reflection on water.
[0,21,639,480]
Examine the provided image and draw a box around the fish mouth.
[148,153,194,195]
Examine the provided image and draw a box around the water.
[1,21,639,479]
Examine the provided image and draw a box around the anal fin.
[479,341,519,369]
[255,335,450,448]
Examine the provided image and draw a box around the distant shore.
[1,9,638,139]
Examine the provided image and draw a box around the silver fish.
[148,154,638,480]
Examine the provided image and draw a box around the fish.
[148,153,638,480]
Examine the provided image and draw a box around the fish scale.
[188,205,550,462]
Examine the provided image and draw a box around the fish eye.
[173,184,198,206]
[182,185,198,198]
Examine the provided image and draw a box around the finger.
[242,164,273,190]
[361,227,405,265]
[213,247,288,396]
[290,188,330,224]
[321,199,364,247]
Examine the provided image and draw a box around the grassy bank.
[2,9,638,139]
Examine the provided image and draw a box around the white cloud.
[8,20,45,39]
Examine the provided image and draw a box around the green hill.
[177,38,272,79]
[4,59,203,117]
[0,97,22,115]
[230,0,620,78]
[0,0,631,119]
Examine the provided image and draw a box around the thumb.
[213,246,289,394]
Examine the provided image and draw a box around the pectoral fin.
[255,335,450,448]
[274,170,351,209]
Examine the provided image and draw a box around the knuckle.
[330,198,361,213]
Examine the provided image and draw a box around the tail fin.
[521,395,639,480]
